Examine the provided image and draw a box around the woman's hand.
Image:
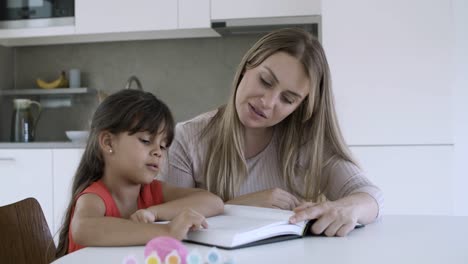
[130,209,156,223]
[166,208,208,240]
[289,200,359,237]
[289,193,378,237]
[226,188,301,210]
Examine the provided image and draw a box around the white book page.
[185,205,307,248]
[223,205,295,220]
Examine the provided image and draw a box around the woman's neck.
[244,127,274,159]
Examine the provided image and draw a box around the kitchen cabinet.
[0,149,54,232]
[0,0,217,46]
[0,147,84,240]
[52,148,84,237]
[75,0,177,34]
[211,0,320,21]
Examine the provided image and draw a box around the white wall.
[322,0,461,215]
[322,0,453,145]
[452,0,468,215]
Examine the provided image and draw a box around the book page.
[224,204,296,220]
[185,205,307,248]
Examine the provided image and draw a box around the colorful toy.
[206,247,222,264]
[186,249,203,264]
[144,237,188,264]
[122,238,234,264]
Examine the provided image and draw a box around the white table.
[52,215,468,264]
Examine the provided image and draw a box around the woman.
[161,28,383,237]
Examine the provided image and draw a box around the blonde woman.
[161,28,383,237]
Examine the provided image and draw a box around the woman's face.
[235,51,310,130]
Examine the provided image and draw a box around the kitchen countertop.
[0,142,85,149]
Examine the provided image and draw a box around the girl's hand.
[289,200,359,237]
[226,188,301,210]
[167,208,208,240]
[130,209,156,223]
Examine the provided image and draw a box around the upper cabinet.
[75,0,177,34]
[0,0,321,46]
[0,0,218,46]
[211,0,321,20]
[0,0,322,46]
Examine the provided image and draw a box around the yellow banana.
[36,71,69,89]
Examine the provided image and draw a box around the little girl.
[56,89,224,258]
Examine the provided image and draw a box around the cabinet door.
[75,0,177,34]
[52,148,84,236]
[211,0,320,20]
[350,146,454,215]
[0,149,53,232]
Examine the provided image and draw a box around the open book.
[184,205,316,249]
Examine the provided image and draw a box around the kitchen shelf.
[0,88,97,108]
[0,87,96,96]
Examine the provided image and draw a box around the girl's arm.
[72,193,207,246]
[146,182,224,221]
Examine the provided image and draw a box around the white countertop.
[0,142,85,149]
[52,215,468,264]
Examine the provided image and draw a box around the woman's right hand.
[166,208,208,240]
[226,188,301,210]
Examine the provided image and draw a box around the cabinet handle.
[0,157,15,162]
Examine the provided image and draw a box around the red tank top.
[67,179,164,253]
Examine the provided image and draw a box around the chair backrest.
[0,198,56,264]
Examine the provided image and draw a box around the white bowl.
[65,130,89,143]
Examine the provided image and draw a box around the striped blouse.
[159,111,384,216]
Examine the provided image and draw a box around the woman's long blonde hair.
[201,28,356,201]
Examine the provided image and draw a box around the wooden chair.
[0,198,56,264]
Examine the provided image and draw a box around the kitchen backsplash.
[0,45,14,142]
[0,34,261,141]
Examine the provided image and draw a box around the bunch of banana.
[36,71,69,89]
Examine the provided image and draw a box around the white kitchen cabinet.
[0,149,54,232]
[75,0,177,34]
[0,0,216,46]
[52,148,84,238]
[350,145,454,215]
[211,0,320,21]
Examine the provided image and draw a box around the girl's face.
[235,52,310,131]
[106,130,168,184]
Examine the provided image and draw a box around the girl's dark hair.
[55,89,174,258]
